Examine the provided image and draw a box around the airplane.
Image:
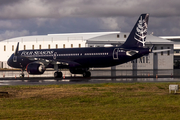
[7,13,170,78]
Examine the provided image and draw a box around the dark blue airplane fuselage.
[8,46,150,69]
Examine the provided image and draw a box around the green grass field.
[0,83,180,120]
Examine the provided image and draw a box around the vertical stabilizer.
[122,14,149,48]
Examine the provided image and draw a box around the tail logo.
[134,16,148,47]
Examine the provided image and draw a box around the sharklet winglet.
[14,42,19,56]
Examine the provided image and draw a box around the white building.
[0,31,174,70]
[160,36,180,68]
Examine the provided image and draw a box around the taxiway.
[0,70,179,86]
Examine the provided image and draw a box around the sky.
[0,0,180,40]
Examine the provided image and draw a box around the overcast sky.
[0,0,180,40]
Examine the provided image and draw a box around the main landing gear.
[53,64,63,78]
[69,68,91,78]
[54,72,63,78]
[54,71,91,78]
[83,71,91,77]
[54,65,91,78]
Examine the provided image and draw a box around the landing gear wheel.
[83,71,91,78]
[20,73,24,78]
[54,72,62,78]
[20,69,25,78]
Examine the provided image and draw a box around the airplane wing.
[28,57,81,68]
[28,57,67,66]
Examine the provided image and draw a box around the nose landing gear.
[20,69,25,78]
[20,73,24,78]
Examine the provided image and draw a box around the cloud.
[0,0,180,19]
[100,17,119,30]
[0,0,180,39]
[0,30,30,41]
[0,20,18,29]
[0,0,21,6]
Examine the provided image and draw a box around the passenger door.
[113,48,119,60]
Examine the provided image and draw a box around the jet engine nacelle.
[26,62,46,74]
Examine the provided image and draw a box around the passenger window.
[48,44,50,49]
[4,45,6,51]
[161,47,163,55]
[117,34,119,38]
[12,45,14,51]
[39,45,41,49]
[24,45,26,50]
[32,45,34,50]
[56,44,58,49]
[167,47,170,55]
[63,44,65,48]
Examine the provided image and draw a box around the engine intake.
[26,62,46,74]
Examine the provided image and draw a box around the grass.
[0,83,180,119]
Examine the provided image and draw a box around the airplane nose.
[7,58,11,66]
[7,54,13,67]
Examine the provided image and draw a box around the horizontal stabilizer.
[152,49,171,53]
[126,50,139,56]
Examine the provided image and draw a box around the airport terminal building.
[0,32,174,70]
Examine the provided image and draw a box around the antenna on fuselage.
[14,42,19,56]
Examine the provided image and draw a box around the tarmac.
[0,69,180,86]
